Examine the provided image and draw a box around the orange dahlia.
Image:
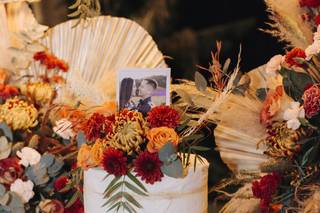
[147,105,180,128]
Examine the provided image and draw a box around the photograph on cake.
[117,68,171,116]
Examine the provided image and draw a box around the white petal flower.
[305,40,320,60]
[53,118,75,140]
[10,179,34,203]
[265,55,284,77]
[283,101,305,130]
[16,147,41,167]
[314,25,320,41]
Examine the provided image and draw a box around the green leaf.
[0,184,6,197]
[0,136,11,160]
[232,74,250,96]
[102,191,122,207]
[123,192,142,208]
[158,142,176,162]
[124,181,148,196]
[65,190,81,208]
[161,157,184,178]
[107,202,122,212]
[175,118,191,132]
[195,72,207,91]
[181,134,204,142]
[302,147,314,167]
[0,123,13,141]
[190,146,210,151]
[76,131,87,148]
[104,176,121,194]
[104,181,123,198]
[59,183,72,193]
[126,172,147,193]
[123,202,136,213]
[68,0,81,9]
[280,68,313,101]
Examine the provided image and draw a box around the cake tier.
[84,155,209,213]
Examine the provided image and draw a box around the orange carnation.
[146,127,180,153]
[90,139,105,166]
[77,144,94,170]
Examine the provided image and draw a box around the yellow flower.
[90,139,105,166]
[0,98,38,130]
[107,110,147,155]
[20,82,54,105]
[77,144,94,170]
[146,127,180,153]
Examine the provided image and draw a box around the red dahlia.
[252,172,281,213]
[284,48,306,67]
[300,0,320,7]
[147,105,180,128]
[303,85,320,118]
[54,176,69,192]
[83,113,115,141]
[133,151,163,184]
[102,148,127,177]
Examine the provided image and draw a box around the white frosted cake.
[84,155,209,213]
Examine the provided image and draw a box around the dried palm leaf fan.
[264,0,314,48]
[173,65,291,173]
[27,16,167,106]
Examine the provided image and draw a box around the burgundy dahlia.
[299,0,320,7]
[284,48,306,67]
[102,148,127,177]
[252,172,281,213]
[147,105,180,128]
[303,85,320,118]
[83,113,115,141]
[133,151,163,184]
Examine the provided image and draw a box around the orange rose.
[77,144,94,170]
[146,127,180,153]
[90,139,105,166]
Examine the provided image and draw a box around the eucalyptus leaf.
[0,205,10,213]
[158,142,176,162]
[161,158,184,178]
[7,192,24,213]
[76,131,87,148]
[232,74,250,96]
[195,72,207,91]
[40,154,55,168]
[0,123,13,141]
[0,136,11,160]
[25,163,49,186]
[0,192,10,206]
[48,158,64,177]
[0,184,6,197]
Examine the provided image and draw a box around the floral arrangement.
[76,105,208,212]
[0,47,208,213]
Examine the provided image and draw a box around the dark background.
[35,0,286,79]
